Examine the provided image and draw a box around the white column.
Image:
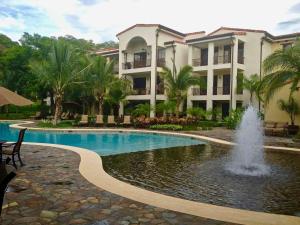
[231,39,238,110]
[150,45,157,117]
[206,42,214,111]
[187,45,193,110]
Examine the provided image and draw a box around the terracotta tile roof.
[185,31,205,36]
[116,24,186,37]
[95,48,119,55]
[164,40,186,45]
[186,32,246,44]
[207,26,269,36]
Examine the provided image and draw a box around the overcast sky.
[0,0,300,43]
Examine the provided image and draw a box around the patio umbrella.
[0,87,33,106]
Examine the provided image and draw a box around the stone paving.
[0,145,238,225]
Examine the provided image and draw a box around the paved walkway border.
[2,120,300,225]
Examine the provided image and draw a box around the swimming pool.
[0,122,204,156]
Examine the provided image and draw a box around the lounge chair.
[122,115,131,126]
[79,115,89,126]
[107,115,116,126]
[61,112,70,120]
[95,115,104,126]
[2,129,27,169]
[0,162,16,215]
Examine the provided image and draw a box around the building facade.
[97,24,300,124]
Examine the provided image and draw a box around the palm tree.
[262,41,300,103]
[105,78,131,115]
[30,40,87,125]
[242,74,262,103]
[277,97,299,125]
[88,56,115,114]
[161,65,203,117]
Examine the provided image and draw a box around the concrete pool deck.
[1,120,300,225]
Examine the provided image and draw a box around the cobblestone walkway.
[1,145,237,225]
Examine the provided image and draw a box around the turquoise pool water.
[0,122,204,156]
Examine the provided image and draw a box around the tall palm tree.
[242,74,262,103]
[161,65,203,117]
[105,78,131,115]
[262,41,300,103]
[30,40,87,125]
[88,56,115,114]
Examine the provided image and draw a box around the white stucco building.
[97,24,300,121]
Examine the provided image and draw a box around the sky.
[0,0,300,44]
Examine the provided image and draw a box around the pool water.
[102,144,300,216]
[0,122,203,155]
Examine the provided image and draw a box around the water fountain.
[226,106,270,176]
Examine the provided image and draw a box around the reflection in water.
[102,144,300,216]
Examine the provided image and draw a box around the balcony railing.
[213,55,231,64]
[192,58,208,67]
[192,87,207,96]
[213,86,230,95]
[157,58,166,67]
[132,88,151,95]
[122,59,151,69]
[237,55,244,64]
[156,85,165,95]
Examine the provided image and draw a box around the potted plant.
[277,97,299,135]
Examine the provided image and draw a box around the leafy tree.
[155,101,176,116]
[88,56,115,114]
[242,74,263,103]
[105,78,131,115]
[262,41,300,103]
[132,103,152,117]
[187,107,211,120]
[161,65,203,117]
[277,97,299,125]
[30,40,87,124]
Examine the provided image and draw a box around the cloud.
[78,0,102,5]
[65,14,88,32]
[289,2,300,13]
[278,17,300,29]
[0,0,299,43]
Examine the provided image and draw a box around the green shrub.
[187,108,212,120]
[132,103,152,117]
[224,109,244,129]
[149,124,183,131]
[37,120,74,128]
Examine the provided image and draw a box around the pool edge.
[3,120,300,225]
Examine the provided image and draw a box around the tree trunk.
[175,97,181,118]
[98,95,104,115]
[53,94,62,125]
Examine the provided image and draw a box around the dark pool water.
[102,144,300,216]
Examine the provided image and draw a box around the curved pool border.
[3,120,300,225]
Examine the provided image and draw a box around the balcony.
[132,88,150,95]
[192,58,208,67]
[156,85,165,95]
[213,86,230,95]
[192,87,207,96]
[157,58,166,67]
[122,59,151,69]
[237,55,244,64]
[213,55,231,64]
